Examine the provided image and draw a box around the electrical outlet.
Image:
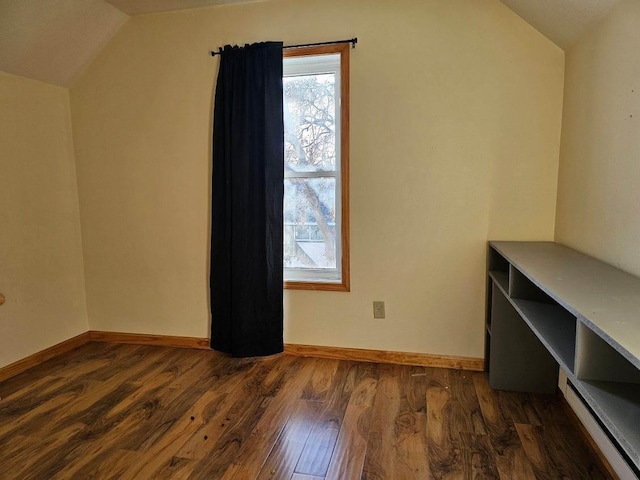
[373,301,385,319]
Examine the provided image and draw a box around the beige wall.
[0,72,88,368]
[70,0,564,358]
[555,0,640,277]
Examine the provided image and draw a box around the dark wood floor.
[0,342,612,479]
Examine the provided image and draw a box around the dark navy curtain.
[210,42,284,357]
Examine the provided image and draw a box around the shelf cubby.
[488,270,508,294]
[488,245,510,293]
[576,321,640,384]
[488,286,558,394]
[488,245,510,275]
[512,298,577,373]
[509,265,553,303]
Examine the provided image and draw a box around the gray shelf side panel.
[488,285,558,394]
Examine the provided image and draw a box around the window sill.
[284,280,350,292]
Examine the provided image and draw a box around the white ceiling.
[499,0,622,49]
[105,0,260,16]
[0,0,626,87]
[0,0,128,86]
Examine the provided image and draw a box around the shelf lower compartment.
[511,298,577,373]
[571,378,640,471]
[488,287,558,394]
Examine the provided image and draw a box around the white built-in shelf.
[486,241,640,475]
[492,241,640,367]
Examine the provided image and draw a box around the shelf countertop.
[490,241,640,370]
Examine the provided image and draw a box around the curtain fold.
[210,42,284,358]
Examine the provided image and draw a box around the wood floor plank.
[395,365,430,479]
[445,368,487,435]
[458,432,500,479]
[50,440,128,479]
[0,352,118,429]
[172,356,267,462]
[30,383,152,479]
[301,358,340,402]
[427,368,486,435]
[404,365,428,413]
[360,363,397,480]
[119,389,225,479]
[0,342,116,397]
[324,363,379,479]
[3,423,86,478]
[118,352,229,452]
[426,368,464,479]
[71,343,150,382]
[256,400,323,480]
[514,423,551,478]
[526,396,613,479]
[425,367,496,479]
[472,372,537,480]
[103,371,177,421]
[85,449,139,480]
[498,390,543,427]
[0,344,616,479]
[295,361,359,477]
[127,346,189,386]
[220,357,315,480]
[188,356,304,479]
[153,456,199,480]
[174,392,242,460]
[0,387,84,440]
[50,353,229,479]
[49,396,174,479]
[9,348,161,441]
[59,356,237,478]
[0,374,65,404]
[362,363,429,479]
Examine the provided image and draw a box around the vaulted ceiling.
[106,0,260,15]
[0,0,624,87]
[500,0,621,49]
[0,0,128,86]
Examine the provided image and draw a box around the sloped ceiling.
[0,0,128,86]
[0,0,626,87]
[499,0,622,49]
[105,0,261,16]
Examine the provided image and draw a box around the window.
[283,44,350,291]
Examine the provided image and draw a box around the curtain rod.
[210,38,357,57]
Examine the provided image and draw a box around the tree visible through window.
[283,45,350,291]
